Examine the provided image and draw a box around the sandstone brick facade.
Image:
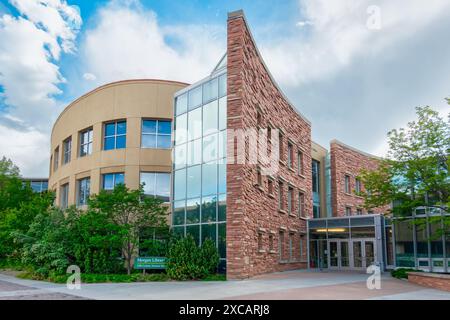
[330,140,389,216]
[408,272,450,292]
[226,11,312,280]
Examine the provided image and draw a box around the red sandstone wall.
[226,11,312,279]
[330,141,389,216]
[408,273,450,292]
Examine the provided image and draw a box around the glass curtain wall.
[393,208,449,272]
[172,71,227,269]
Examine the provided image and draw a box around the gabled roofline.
[330,139,383,160]
[228,10,311,126]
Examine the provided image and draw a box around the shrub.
[391,268,422,279]
[166,235,220,280]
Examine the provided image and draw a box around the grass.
[201,273,226,281]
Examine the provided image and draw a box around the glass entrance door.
[352,239,376,270]
[340,241,350,268]
[328,240,350,269]
[329,241,339,268]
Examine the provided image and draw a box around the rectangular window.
[267,127,272,153]
[258,232,263,252]
[60,183,69,209]
[288,186,294,214]
[279,231,285,261]
[345,207,352,216]
[278,131,284,162]
[357,208,363,215]
[289,233,294,261]
[63,137,71,164]
[256,168,262,186]
[300,235,305,259]
[287,142,293,168]
[269,234,274,252]
[102,173,125,190]
[218,73,227,98]
[278,181,284,211]
[142,119,171,149]
[140,172,170,202]
[175,93,188,116]
[257,110,262,127]
[202,77,218,103]
[344,175,351,194]
[104,120,126,150]
[312,160,320,193]
[268,178,274,195]
[355,178,361,194]
[298,151,304,175]
[188,85,202,110]
[298,192,305,218]
[53,147,59,171]
[79,128,93,157]
[77,177,90,207]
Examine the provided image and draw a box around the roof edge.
[52,79,189,136]
[330,139,383,160]
[227,10,312,126]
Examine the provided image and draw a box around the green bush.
[166,235,220,280]
[391,268,423,279]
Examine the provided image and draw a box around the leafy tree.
[0,156,34,212]
[88,184,169,274]
[0,191,54,259]
[360,105,449,214]
[166,235,220,280]
[68,208,126,274]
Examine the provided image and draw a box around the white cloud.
[263,0,450,86]
[83,73,97,81]
[0,0,81,176]
[81,1,225,86]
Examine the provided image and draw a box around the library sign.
[134,257,167,270]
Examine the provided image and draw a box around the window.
[63,137,71,164]
[300,235,305,259]
[312,160,320,193]
[267,127,272,153]
[218,73,227,97]
[269,234,274,252]
[278,131,284,162]
[357,208,363,215]
[355,178,361,194]
[188,85,202,110]
[258,232,263,252]
[287,142,293,168]
[140,172,170,202]
[288,186,294,214]
[79,128,93,157]
[256,168,262,186]
[104,121,126,150]
[313,204,320,218]
[298,151,304,175]
[298,192,305,218]
[257,110,262,127]
[142,119,171,149]
[268,178,274,195]
[29,180,48,193]
[279,231,285,261]
[60,183,69,209]
[289,233,294,261]
[102,173,125,190]
[203,101,218,135]
[344,175,351,194]
[345,207,352,216]
[77,177,90,207]
[53,147,59,171]
[278,181,284,211]
[175,93,188,116]
[203,78,218,103]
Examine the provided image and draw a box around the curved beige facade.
[49,79,188,207]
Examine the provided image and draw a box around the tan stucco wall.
[49,79,188,206]
[311,141,328,217]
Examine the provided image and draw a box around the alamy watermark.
[66,265,81,290]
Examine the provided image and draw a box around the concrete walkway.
[0,270,449,300]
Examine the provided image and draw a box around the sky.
[0,0,449,177]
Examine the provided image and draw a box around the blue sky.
[0,0,449,176]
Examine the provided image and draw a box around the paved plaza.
[0,270,449,300]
